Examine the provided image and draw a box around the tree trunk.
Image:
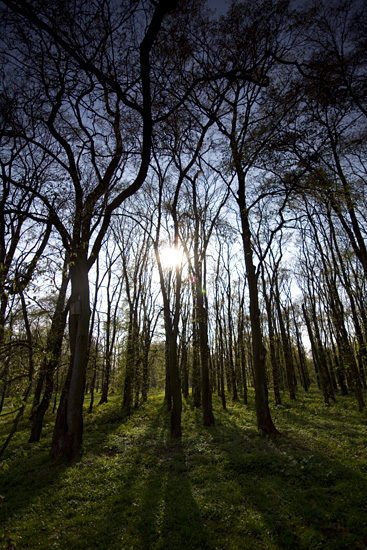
[292,305,310,392]
[29,260,69,442]
[275,283,296,400]
[240,210,277,434]
[167,328,182,438]
[50,252,90,461]
[302,303,332,406]
[123,314,138,417]
[141,334,150,402]
[180,319,189,399]
[164,335,172,411]
[261,272,282,405]
[99,349,112,405]
[0,291,35,459]
[192,314,201,407]
[196,277,214,425]
[88,332,100,414]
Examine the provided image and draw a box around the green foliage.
[1,390,367,549]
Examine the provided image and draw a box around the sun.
[160,246,184,269]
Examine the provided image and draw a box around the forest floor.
[1,389,367,550]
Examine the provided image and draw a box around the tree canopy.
[0,0,366,461]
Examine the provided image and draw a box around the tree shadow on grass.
[51,399,211,550]
[137,438,210,550]
[273,402,367,438]
[0,400,138,548]
[0,416,68,530]
[72,396,367,550]
[208,407,367,549]
[3,395,367,550]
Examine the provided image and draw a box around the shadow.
[208,405,367,549]
[140,439,209,549]
[80,400,210,550]
[0,444,68,547]
[2,394,367,549]
[0,398,130,546]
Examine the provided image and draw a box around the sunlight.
[160,246,184,269]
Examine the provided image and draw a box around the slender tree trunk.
[275,284,296,400]
[262,272,282,405]
[217,316,227,410]
[302,303,332,406]
[0,291,35,458]
[239,332,248,405]
[180,318,189,399]
[88,329,100,414]
[100,348,112,405]
[239,209,277,433]
[196,279,214,425]
[0,331,13,415]
[29,260,69,442]
[332,314,364,411]
[225,271,238,401]
[167,326,182,438]
[141,332,150,402]
[291,305,310,392]
[192,314,201,407]
[123,314,138,417]
[164,335,172,410]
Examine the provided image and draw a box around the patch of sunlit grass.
[1,388,367,549]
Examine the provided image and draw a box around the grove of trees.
[1,0,366,461]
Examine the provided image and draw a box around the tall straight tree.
[210,0,294,433]
[176,163,229,425]
[151,156,184,438]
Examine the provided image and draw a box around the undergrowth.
[1,388,367,549]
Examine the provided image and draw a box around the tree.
[283,0,367,279]
[29,254,69,442]
[98,239,124,406]
[1,0,180,460]
[210,0,294,433]
[180,169,229,425]
[152,160,184,438]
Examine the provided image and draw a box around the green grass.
[1,389,367,549]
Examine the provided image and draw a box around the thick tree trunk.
[50,252,90,461]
